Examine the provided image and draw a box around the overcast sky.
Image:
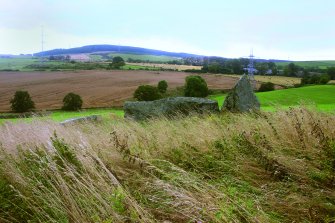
[0,0,334,60]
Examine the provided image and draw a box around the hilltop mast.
[40,26,45,63]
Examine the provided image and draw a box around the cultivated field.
[0,70,240,112]
[223,74,301,87]
[127,62,201,71]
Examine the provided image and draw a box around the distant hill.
[32,44,291,63]
[34,44,205,58]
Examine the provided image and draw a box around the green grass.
[108,53,181,63]
[0,108,124,124]
[88,54,103,61]
[276,60,335,69]
[50,108,124,121]
[0,57,38,70]
[209,85,335,111]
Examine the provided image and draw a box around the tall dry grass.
[0,108,334,222]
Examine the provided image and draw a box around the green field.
[0,57,38,70]
[108,53,181,62]
[88,54,103,61]
[0,108,124,124]
[276,60,335,69]
[210,85,335,111]
[0,56,176,71]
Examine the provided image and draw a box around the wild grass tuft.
[0,107,335,222]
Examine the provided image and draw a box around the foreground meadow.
[211,85,335,112]
[0,108,334,222]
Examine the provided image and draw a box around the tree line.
[201,57,335,81]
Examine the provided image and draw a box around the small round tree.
[134,85,161,101]
[258,82,275,92]
[109,56,125,69]
[184,75,208,97]
[10,91,35,113]
[62,93,83,111]
[157,80,168,93]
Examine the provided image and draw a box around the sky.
[0,0,334,60]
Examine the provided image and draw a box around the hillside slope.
[34,44,204,58]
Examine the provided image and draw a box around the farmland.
[276,60,335,69]
[0,70,240,112]
[107,53,181,62]
[88,53,183,63]
[223,74,301,87]
[0,56,197,71]
[126,62,201,71]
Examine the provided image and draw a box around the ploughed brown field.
[0,70,245,112]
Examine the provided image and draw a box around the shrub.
[134,85,161,101]
[62,93,83,111]
[10,91,35,113]
[157,80,168,93]
[184,75,209,97]
[319,74,331,84]
[258,82,275,92]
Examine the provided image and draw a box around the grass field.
[0,57,38,70]
[48,108,123,121]
[0,108,124,124]
[108,53,181,63]
[276,60,335,69]
[210,85,335,111]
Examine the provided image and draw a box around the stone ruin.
[124,97,219,121]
